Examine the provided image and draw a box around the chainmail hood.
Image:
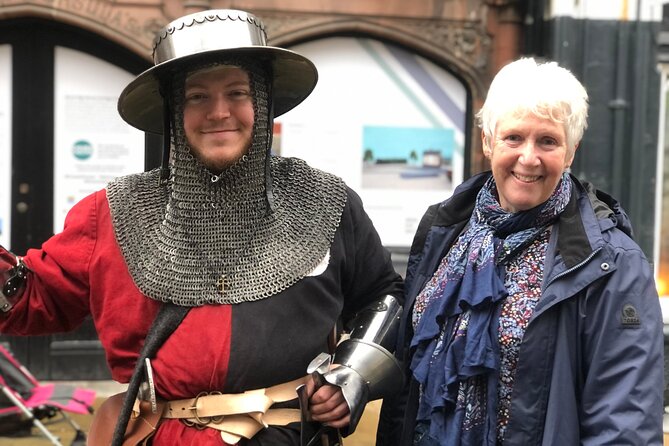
[107,61,347,306]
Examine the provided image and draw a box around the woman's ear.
[481,130,492,158]
[565,142,579,168]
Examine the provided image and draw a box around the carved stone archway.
[0,0,524,380]
[259,12,491,173]
[0,1,522,173]
[0,1,170,62]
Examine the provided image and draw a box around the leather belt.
[133,376,307,444]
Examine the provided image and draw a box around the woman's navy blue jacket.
[378,171,664,446]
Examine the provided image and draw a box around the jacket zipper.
[528,247,605,324]
[543,246,603,290]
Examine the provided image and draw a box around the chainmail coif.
[106,60,347,306]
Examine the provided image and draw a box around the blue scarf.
[410,173,572,445]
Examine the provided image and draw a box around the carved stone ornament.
[261,13,490,73]
[484,0,521,5]
[408,19,491,70]
[262,14,321,41]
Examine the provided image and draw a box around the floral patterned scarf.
[410,173,572,445]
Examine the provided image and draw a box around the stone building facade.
[0,0,527,379]
[1,0,526,171]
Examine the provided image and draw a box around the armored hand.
[0,253,28,313]
[307,294,404,434]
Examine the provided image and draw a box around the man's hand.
[305,375,350,428]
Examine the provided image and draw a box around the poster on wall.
[0,45,11,248]
[276,37,467,247]
[53,46,144,233]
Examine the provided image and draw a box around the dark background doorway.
[0,18,154,379]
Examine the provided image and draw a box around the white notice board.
[53,46,144,233]
[277,37,467,247]
[0,45,12,248]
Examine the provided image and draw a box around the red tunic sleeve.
[0,190,160,384]
[0,192,98,334]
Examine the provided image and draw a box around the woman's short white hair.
[476,57,589,151]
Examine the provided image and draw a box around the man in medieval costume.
[0,9,404,445]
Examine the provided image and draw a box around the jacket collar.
[433,171,489,227]
[555,180,593,269]
[556,174,631,269]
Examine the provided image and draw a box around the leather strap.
[112,303,190,446]
[90,392,166,446]
[139,376,307,444]
[197,408,301,444]
[163,376,307,420]
[164,390,273,420]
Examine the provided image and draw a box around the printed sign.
[277,37,467,247]
[53,46,144,232]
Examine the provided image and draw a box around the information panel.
[277,37,467,247]
[0,45,11,248]
[53,46,144,232]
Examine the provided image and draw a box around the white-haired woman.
[377,58,663,445]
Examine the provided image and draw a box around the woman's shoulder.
[571,177,642,253]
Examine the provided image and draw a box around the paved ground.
[0,381,382,445]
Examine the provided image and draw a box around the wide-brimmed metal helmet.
[117,9,318,134]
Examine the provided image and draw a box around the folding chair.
[0,344,96,446]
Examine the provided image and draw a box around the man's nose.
[207,96,231,120]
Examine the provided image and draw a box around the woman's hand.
[305,375,351,428]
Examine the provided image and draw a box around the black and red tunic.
[0,187,403,445]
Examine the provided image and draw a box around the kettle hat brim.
[117,10,318,134]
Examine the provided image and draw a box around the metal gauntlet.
[307,294,404,433]
[0,253,29,313]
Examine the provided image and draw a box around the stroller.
[0,344,96,445]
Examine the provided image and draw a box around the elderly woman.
[378,58,664,445]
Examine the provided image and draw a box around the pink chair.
[0,344,96,445]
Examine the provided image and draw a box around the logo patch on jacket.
[621,303,640,327]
